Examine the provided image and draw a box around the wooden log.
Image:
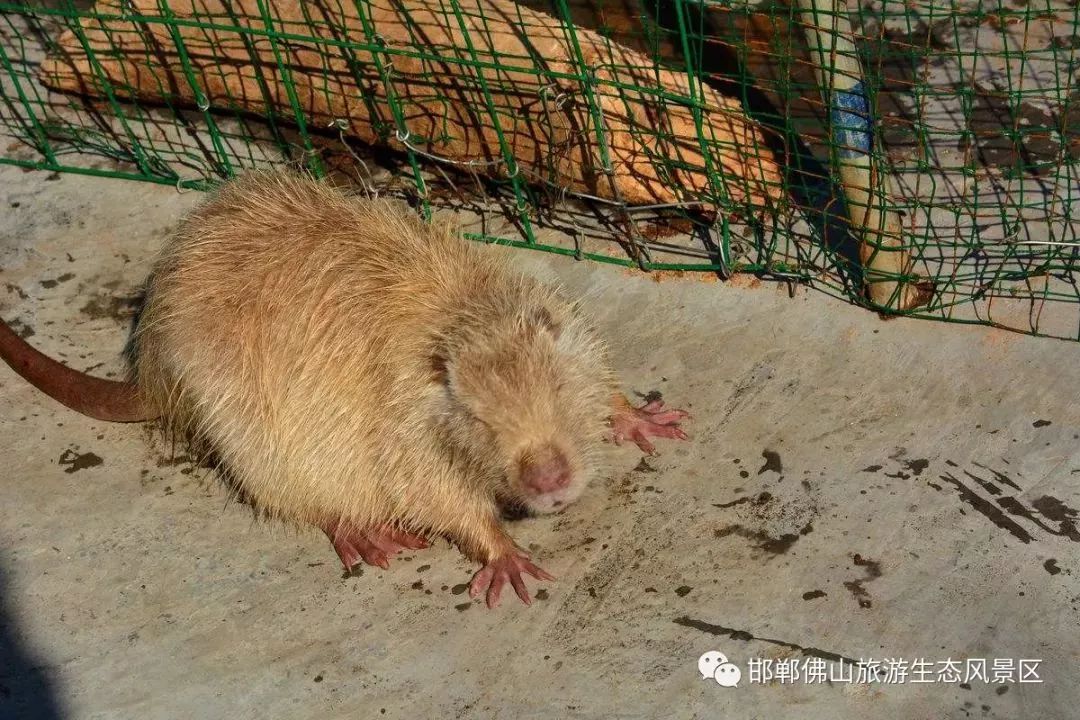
[794,0,930,311]
[38,0,784,211]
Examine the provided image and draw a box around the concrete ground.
[1,164,1078,719]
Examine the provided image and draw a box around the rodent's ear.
[530,306,561,338]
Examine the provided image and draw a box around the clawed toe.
[469,554,553,608]
[323,522,430,571]
[611,396,690,455]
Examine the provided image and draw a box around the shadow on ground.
[0,563,65,720]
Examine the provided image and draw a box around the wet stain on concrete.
[758,449,782,475]
[715,521,813,554]
[1031,496,1078,526]
[842,553,882,609]
[39,272,74,289]
[633,458,657,473]
[640,390,663,404]
[8,318,34,339]
[936,460,1080,543]
[905,459,929,477]
[80,292,141,323]
[999,495,1080,542]
[802,589,827,600]
[673,616,867,668]
[58,448,103,474]
[875,455,932,480]
[712,491,772,510]
[939,472,1033,543]
[5,283,28,300]
[971,462,1022,491]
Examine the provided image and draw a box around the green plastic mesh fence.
[1,0,1078,338]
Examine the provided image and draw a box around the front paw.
[469,553,554,608]
[610,397,689,455]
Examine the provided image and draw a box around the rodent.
[0,169,688,607]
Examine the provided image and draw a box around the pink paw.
[611,397,690,455]
[325,522,430,571]
[469,553,554,608]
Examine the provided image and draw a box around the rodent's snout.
[519,444,572,495]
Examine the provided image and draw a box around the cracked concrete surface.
[2,166,1079,719]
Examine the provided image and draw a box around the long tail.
[0,317,157,422]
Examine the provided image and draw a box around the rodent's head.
[431,290,613,515]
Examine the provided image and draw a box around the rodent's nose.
[520,445,572,494]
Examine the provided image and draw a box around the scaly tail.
[0,317,156,422]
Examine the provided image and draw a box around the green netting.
[1,0,1078,339]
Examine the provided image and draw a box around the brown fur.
[131,170,617,564]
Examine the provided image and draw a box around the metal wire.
[1,0,1078,339]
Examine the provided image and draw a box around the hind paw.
[324,522,429,571]
[469,553,554,609]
